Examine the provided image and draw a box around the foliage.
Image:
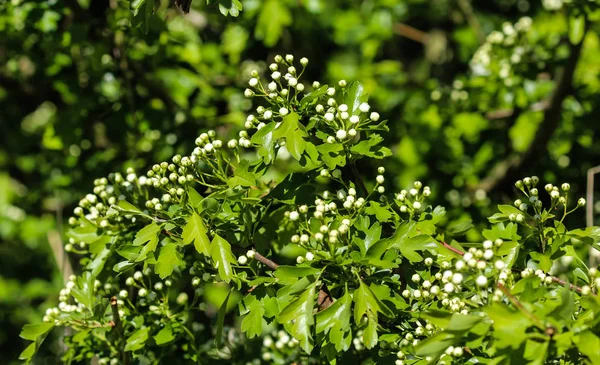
[2,0,600,364]
[20,55,600,364]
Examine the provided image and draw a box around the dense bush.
[20,54,600,364]
[1,0,600,364]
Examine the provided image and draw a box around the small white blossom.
[359,102,370,113]
[336,130,347,140]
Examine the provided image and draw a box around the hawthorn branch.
[253,251,279,270]
[475,22,588,194]
[438,241,593,295]
[497,283,546,330]
[393,23,430,45]
[251,250,334,311]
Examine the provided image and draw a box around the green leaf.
[343,81,367,113]
[484,303,532,349]
[210,234,237,283]
[155,242,182,279]
[316,289,351,334]
[367,221,417,260]
[70,272,96,312]
[67,220,99,243]
[275,266,321,284]
[278,285,316,353]
[215,290,232,347]
[87,247,111,277]
[447,220,474,236]
[19,323,54,362]
[350,133,392,159]
[300,85,328,108]
[574,330,600,364]
[134,222,161,261]
[446,313,483,332]
[228,159,257,187]
[116,200,143,215]
[181,212,210,256]
[317,142,346,170]
[357,222,381,257]
[187,187,203,209]
[569,15,585,45]
[353,281,393,348]
[133,222,160,246]
[415,331,456,357]
[255,0,291,46]
[113,260,135,272]
[273,112,307,161]
[154,324,175,346]
[18,343,35,361]
[124,327,150,352]
[218,0,243,16]
[251,121,277,163]
[241,295,265,338]
[20,323,55,341]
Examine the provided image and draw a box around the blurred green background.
[1,0,599,363]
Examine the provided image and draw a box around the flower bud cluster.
[395,181,430,215]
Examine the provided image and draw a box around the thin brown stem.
[393,23,430,44]
[497,283,546,330]
[253,251,279,270]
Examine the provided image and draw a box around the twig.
[551,276,596,296]
[440,241,465,256]
[253,251,279,270]
[251,250,333,311]
[497,283,545,330]
[474,20,588,194]
[349,161,369,197]
[110,296,130,365]
[457,0,485,45]
[393,23,430,45]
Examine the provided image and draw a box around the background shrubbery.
[1,0,599,363]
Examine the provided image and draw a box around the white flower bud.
[238,255,248,265]
[359,102,370,113]
[305,252,314,261]
[494,260,506,270]
[476,275,487,287]
[336,130,347,140]
[289,211,299,221]
[300,57,308,66]
[370,112,380,121]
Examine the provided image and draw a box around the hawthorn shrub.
[21,55,600,365]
